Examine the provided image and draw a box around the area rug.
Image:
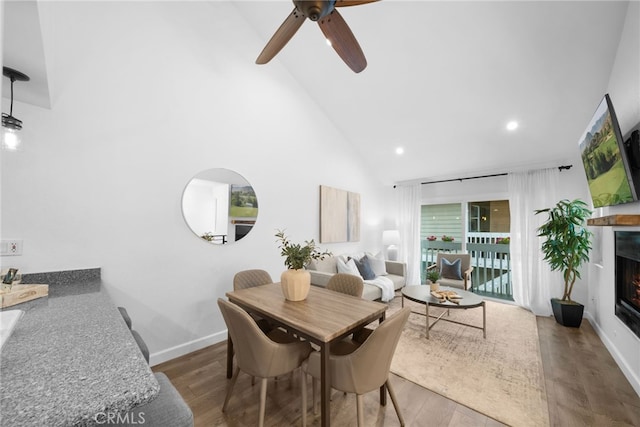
[387,297,550,427]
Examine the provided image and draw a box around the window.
[468,200,510,237]
[421,199,513,300]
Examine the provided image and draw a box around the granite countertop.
[0,269,159,426]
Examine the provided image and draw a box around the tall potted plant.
[535,199,593,327]
[275,230,331,301]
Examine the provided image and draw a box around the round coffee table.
[401,285,486,339]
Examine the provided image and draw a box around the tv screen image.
[578,94,638,208]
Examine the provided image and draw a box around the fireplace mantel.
[587,215,640,226]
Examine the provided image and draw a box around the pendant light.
[2,66,30,151]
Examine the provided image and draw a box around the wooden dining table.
[226,283,388,427]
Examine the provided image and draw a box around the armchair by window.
[428,253,473,291]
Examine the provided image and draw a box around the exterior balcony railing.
[421,237,512,300]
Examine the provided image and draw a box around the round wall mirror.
[181,168,258,244]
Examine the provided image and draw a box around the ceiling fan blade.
[318,9,367,73]
[335,0,380,7]
[256,8,306,65]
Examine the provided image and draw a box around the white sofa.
[307,254,406,301]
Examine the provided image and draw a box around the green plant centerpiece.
[535,199,593,327]
[275,229,331,301]
[275,229,331,270]
[426,269,441,291]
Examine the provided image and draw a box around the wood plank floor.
[537,317,640,427]
[153,317,640,427]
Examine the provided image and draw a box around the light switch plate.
[0,240,23,256]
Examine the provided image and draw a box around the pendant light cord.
[9,77,15,117]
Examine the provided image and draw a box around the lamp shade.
[382,230,400,246]
[2,128,21,151]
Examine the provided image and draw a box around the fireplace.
[615,231,640,339]
[235,224,253,242]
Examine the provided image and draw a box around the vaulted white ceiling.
[3,1,632,185]
[2,0,49,109]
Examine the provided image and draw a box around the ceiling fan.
[256,0,379,73]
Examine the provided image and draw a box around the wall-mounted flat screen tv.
[578,94,638,208]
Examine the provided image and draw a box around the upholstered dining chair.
[233,269,274,333]
[218,299,312,427]
[429,253,473,290]
[326,273,367,353]
[302,307,411,427]
[233,269,273,290]
[326,273,364,297]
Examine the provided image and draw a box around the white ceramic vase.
[281,269,311,301]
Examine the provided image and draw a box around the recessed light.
[506,121,519,131]
[395,147,404,155]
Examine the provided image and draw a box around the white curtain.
[395,184,422,286]
[508,168,562,316]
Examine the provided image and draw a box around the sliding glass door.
[421,200,513,300]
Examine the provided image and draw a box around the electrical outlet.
[0,240,23,256]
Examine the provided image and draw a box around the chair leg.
[312,377,318,415]
[259,378,268,427]
[223,367,240,412]
[386,379,405,426]
[301,371,307,427]
[356,394,364,427]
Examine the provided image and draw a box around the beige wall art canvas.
[319,185,361,243]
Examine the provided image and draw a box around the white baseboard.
[149,330,227,367]
[584,311,640,397]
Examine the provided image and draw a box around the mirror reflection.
[181,168,258,244]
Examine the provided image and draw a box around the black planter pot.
[550,298,584,328]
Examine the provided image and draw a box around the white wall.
[586,0,640,396]
[0,2,390,364]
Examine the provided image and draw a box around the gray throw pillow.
[440,257,463,280]
[351,257,376,280]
